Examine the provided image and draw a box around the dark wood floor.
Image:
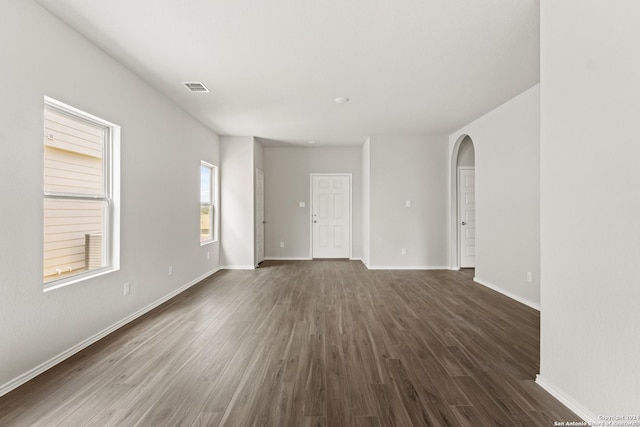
[0,260,580,426]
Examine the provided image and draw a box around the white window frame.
[200,161,218,245]
[43,96,120,291]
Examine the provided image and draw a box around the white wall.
[449,85,540,309]
[0,0,220,394]
[220,136,255,268]
[263,146,362,260]
[368,136,448,269]
[538,0,640,418]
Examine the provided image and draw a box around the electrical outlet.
[405,200,411,208]
[401,248,407,256]
[280,242,284,248]
[526,272,532,283]
[124,282,130,296]
[169,265,173,276]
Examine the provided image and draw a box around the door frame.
[457,166,475,268]
[309,173,353,259]
[255,168,265,266]
[450,134,473,270]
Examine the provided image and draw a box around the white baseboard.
[366,265,449,270]
[263,257,362,262]
[220,265,256,270]
[536,375,597,423]
[473,277,541,311]
[0,268,220,398]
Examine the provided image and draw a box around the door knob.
[461,221,467,225]
[313,220,317,223]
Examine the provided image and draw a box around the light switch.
[299,202,305,208]
[405,200,411,208]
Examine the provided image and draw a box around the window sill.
[200,239,218,246]
[43,266,119,292]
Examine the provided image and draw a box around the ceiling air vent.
[182,82,210,93]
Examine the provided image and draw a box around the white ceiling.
[35,0,539,147]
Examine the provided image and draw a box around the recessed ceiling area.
[34,0,540,147]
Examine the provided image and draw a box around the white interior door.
[255,169,265,265]
[311,174,351,258]
[458,167,476,268]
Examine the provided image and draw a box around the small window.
[200,161,217,244]
[43,97,120,289]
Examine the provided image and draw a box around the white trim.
[263,257,362,262]
[200,161,216,245]
[535,375,597,423]
[457,166,475,269]
[44,96,118,128]
[221,265,256,270]
[449,135,466,270]
[366,265,449,270]
[213,165,220,243]
[449,134,475,270]
[254,169,265,266]
[44,266,121,292]
[0,268,220,398]
[309,173,353,259]
[111,124,121,272]
[473,277,541,311]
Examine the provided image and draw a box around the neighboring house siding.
[43,108,105,281]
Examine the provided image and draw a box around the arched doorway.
[450,135,475,269]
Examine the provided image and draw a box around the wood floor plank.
[353,416,381,427]
[0,260,584,426]
[452,376,514,427]
[385,358,450,427]
[190,411,223,427]
[302,334,326,417]
[325,343,349,427]
[371,382,415,427]
[243,359,288,427]
[302,416,328,427]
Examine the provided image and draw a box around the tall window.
[43,97,120,289]
[200,161,217,244]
